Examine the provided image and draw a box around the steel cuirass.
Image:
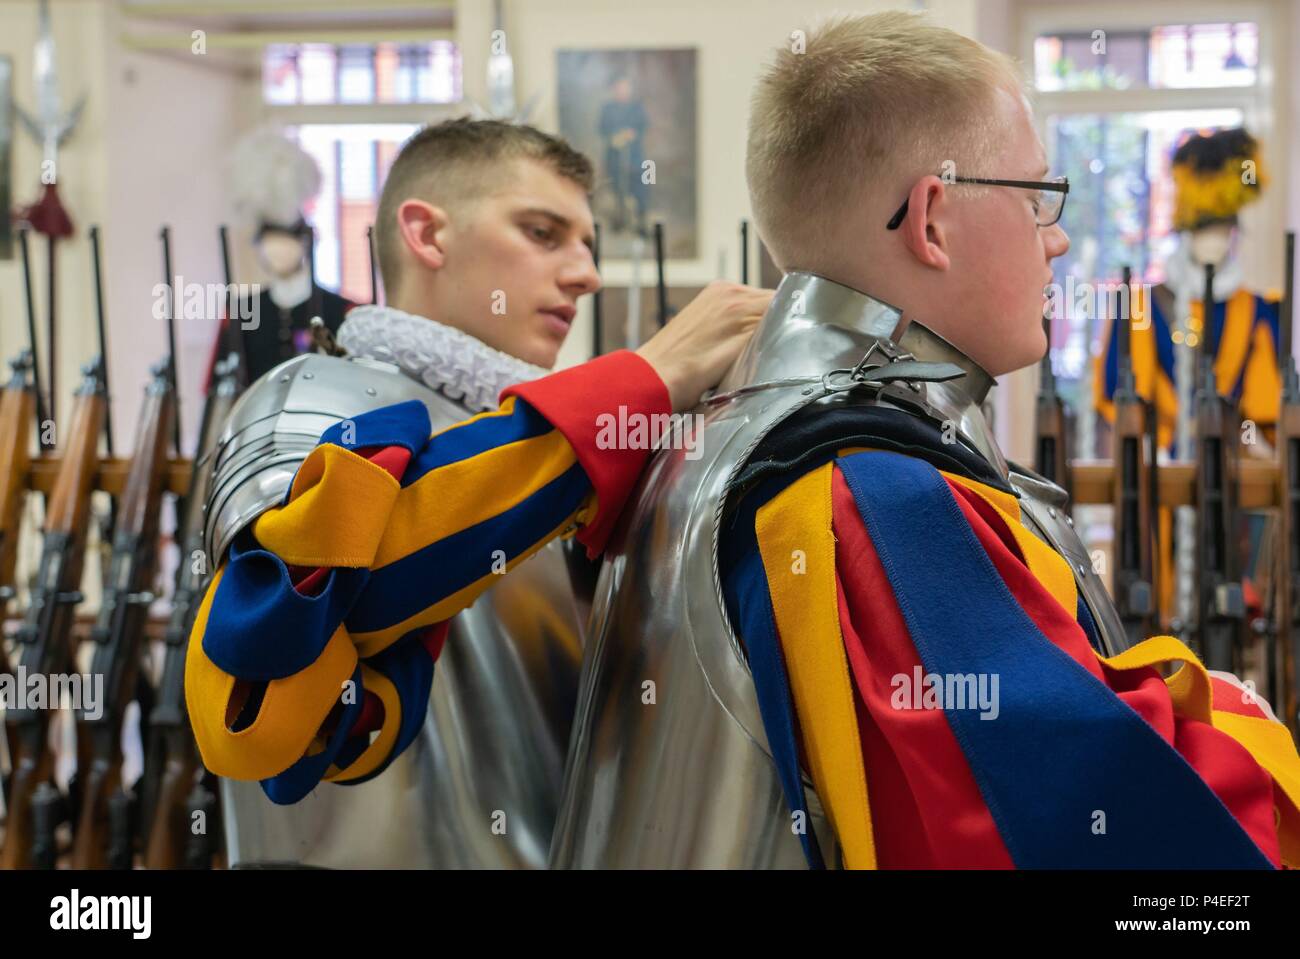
[205,352,583,868]
[548,271,1131,868]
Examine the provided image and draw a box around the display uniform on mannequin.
[231,221,353,382]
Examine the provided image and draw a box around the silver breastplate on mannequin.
[206,352,584,868]
[549,272,1131,868]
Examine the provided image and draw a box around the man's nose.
[1043,222,1070,260]
[561,246,602,296]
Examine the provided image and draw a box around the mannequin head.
[255,227,309,280]
[1188,223,1234,268]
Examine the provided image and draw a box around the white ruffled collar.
[337,305,549,412]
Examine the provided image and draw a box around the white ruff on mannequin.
[337,305,549,412]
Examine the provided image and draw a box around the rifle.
[1111,266,1157,644]
[70,361,175,868]
[0,351,36,807]
[1274,231,1299,734]
[1193,262,1245,671]
[1035,312,1073,500]
[141,353,241,869]
[0,358,107,869]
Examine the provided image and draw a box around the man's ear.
[898,175,951,272]
[396,199,451,272]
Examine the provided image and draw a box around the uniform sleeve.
[186,349,669,798]
[723,449,1300,869]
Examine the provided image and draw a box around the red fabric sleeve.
[501,349,672,558]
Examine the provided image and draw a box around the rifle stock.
[71,363,176,869]
[1035,314,1073,500]
[1193,262,1245,670]
[1112,267,1157,643]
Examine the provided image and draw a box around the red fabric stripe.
[830,466,1013,868]
[1209,675,1273,720]
[501,350,671,558]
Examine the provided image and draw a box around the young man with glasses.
[547,12,1300,869]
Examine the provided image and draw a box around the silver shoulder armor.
[203,352,436,564]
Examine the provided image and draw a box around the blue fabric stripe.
[347,461,590,632]
[317,399,432,457]
[400,397,555,489]
[837,449,1272,869]
[1103,296,1177,400]
[1075,594,1102,654]
[203,532,370,680]
[337,631,437,786]
[722,470,827,870]
[261,665,365,805]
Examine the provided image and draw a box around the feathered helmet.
[1170,127,1265,232]
[226,125,322,240]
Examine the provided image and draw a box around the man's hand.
[636,281,772,412]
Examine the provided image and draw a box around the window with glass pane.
[1046,108,1244,390]
[290,124,421,303]
[263,41,461,105]
[1035,21,1258,91]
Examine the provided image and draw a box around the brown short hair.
[746,12,1024,272]
[376,117,594,293]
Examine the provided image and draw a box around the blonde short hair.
[745,12,1025,272]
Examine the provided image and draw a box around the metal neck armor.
[717,271,1006,476]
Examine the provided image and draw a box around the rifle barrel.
[1283,232,1295,371]
[160,226,181,452]
[46,233,57,433]
[740,219,749,286]
[654,222,667,328]
[17,228,49,446]
[367,224,378,306]
[90,225,113,456]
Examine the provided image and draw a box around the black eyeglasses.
[885,175,1070,230]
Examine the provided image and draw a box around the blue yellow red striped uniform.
[1094,284,1282,452]
[185,350,671,803]
[723,416,1300,869]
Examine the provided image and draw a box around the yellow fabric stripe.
[1100,635,1212,724]
[427,394,518,441]
[373,426,579,568]
[253,444,403,568]
[756,462,876,869]
[1240,321,1282,425]
[325,663,403,783]
[942,472,1078,620]
[185,564,359,780]
[1209,290,1256,399]
[351,512,581,658]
